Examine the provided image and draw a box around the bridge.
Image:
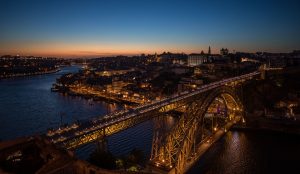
[44,71,261,174]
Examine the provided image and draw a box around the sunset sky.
[0,0,300,58]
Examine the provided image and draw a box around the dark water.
[0,66,120,139]
[188,130,300,174]
[0,66,153,158]
[1,67,300,173]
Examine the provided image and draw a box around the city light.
[0,0,298,172]
[242,118,246,123]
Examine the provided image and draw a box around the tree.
[127,148,145,165]
[88,150,116,169]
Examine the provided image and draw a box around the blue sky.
[0,0,299,57]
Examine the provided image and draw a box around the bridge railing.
[45,71,260,144]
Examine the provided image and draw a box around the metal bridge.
[44,71,261,174]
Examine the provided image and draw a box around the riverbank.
[56,90,138,106]
[0,68,60,79]
[0,66,124,141]
[51,81,141,106]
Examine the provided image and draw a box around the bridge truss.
[44,71,260,173]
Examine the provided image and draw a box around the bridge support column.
[96,137,108,153]
[150,116,169,161]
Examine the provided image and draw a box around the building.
[171,66,191,75]
[220,48,229,55]
[187,54,208,66]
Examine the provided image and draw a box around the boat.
[51,84,59,92]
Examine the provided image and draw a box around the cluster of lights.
[154,159,173,169]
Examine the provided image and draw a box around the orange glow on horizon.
[0,41,215,58]
[2,40,285,58]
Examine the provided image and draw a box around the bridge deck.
[44,71,260,149]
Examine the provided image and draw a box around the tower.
[208,46,211,55]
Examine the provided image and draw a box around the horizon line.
[1,49,299,59]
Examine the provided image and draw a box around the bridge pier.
[148,116,242,174]
[184,116,241,173]
[95,138,108,153]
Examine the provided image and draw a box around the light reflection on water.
[2,68,300,173]
[0,66,155,160]
[188,130,300,174]
[0,66,123,140]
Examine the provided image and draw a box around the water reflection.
[0,66,123,140]
[2,67,300,174]
[188,130,300,174]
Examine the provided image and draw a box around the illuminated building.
[188,54,208,66]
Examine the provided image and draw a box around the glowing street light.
[242,118,246,123]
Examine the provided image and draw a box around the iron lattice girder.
[59,93,199,149]
[48,71,258,150]
[61,109,162,149]
[175,86,243,173]
[51,72,257,150]
[152,86,243,173]
[151,117,164,161]
[154,93,208,166]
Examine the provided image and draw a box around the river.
[1,66,300,173]
[0,66,153,159]
[188,129,300,174]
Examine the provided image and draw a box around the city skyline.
[1,1,300,171]
[1,0,300,57]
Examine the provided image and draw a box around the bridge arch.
[151,86,243,174]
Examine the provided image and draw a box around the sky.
[0,0,300,58]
